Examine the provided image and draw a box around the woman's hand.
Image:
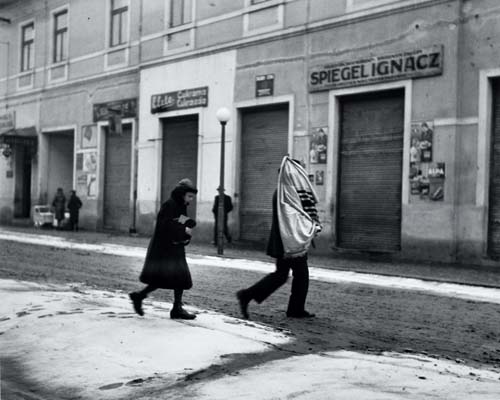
[185,227,192,236]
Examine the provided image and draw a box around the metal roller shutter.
[240,105,288,242]
[488,80,500,257]
[161,116,198,218]
[338,90,404,252]
[104,124,132,231]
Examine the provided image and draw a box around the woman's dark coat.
[52,193,66,221]
[139,186,194,289]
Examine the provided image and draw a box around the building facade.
[1,0,499,265]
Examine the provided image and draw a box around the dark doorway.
[161,115,199,218]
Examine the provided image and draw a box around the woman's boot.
[170,289,196,319]
[129,292,145,316]
[170,302,196,319]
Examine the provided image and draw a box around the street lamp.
[216,107,230,255]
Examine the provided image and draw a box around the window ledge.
[107,43,129,52]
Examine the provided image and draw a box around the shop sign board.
[309,45,443,92]
[92,98,137,122]
[151,86,208,114]
[256,74,274,97]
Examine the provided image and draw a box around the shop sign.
[151,86,208,114]
[309,45,443,92]
[0,112,15,134]
[92,98,137,122]
[256,74,274,97]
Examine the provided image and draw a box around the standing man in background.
[212,189,233,245]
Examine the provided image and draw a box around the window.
[53,10,68,63]
[21,22,34,72]
[170,0,192,27]
[110,0,128,47]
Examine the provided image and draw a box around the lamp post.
[216,107,230,255]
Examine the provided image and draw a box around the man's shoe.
[286,310,315,318]
[170,305,196,320]
[129,292,144,316]
[236,290,250,319]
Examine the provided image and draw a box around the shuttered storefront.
[240,105,288,242]
[337,89,404,252]
[104,124,132,231]
[161,115,198,218]
[488,80,500,257]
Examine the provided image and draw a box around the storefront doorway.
[239,104,289,242]
[13,144,33,218]
[161,115,199,218]
[337,89,404,252]
[487,79,500,257]
[103,123,132,231]
[46,130,74,212]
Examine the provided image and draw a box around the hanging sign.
[309,45,443,92]
[151,86,208,114]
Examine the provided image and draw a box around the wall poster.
[81,124,97,149]
[75,151,98,198]
[409,120,443,201]
[310,127,328,164]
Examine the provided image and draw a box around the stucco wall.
[137,50,237,235]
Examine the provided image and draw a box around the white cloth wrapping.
[277,156,321,258]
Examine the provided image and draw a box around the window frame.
[169,0,192,28]
[110,0,129,47]
[20,21,35,72]
[53,9,68,63]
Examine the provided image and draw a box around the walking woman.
[129,178,198,320]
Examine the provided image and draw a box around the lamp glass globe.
[216,107,230,123]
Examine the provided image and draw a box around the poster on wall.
[81,125,97,149]
[428,162,445,201]
[310,127,328,164]
[83,152,97,173]
[410,162,445,201]
[410,121,433,163]
[409,120,439,201]
[315,170,324,185]
[76,153,84,171]
[79,151,98,198]
[87,174,97,197]
[76,172,87,196]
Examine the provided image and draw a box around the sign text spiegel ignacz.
[309,45,443,92]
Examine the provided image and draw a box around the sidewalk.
[2,224,500,288]
[2,278,500,400]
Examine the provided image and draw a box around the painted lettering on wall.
[151,86,209,114]
[309,45,443,92]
